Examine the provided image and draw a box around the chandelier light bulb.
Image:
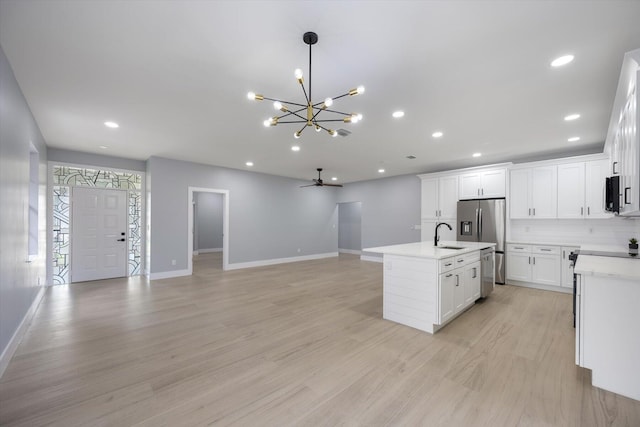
[357,86,365,94]
[247,92,255,100]
[263,119,271,127]
[324,97,333,107]
[274,101,283,110]
[294,131,301,139]
[356,113,363,121]
[329,129,337,137]
[315,125,322,132]
[351,114,360,123]
[294,68,303,83]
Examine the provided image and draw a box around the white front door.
[71,187,127,282]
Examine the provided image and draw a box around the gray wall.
[47,147,146,172]
[338,174,421,255]
[147,156,339,273]
[194,192,223,251]
[0,46,47,358]
[338,202,362,251]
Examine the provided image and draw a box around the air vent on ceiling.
[336,129,351,137]
[406,155,417,159]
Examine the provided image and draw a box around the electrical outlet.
[171,259,176,265]
[297,248,301,253]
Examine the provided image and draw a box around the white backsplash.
[508,217,640,247]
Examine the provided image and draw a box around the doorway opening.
[187,187,229,273]
[337,201,362,255]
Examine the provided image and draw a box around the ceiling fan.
[300,168,343,188]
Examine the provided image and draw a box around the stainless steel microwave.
[605,176,620,213]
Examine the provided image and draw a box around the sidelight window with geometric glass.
[51,166,143,284]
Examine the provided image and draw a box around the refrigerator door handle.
[478,208,483,241]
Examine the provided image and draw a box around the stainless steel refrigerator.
[457,198,506,285]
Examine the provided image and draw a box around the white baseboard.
[0,286,46,379]
[149,268,190,280]
[196,248,223,254]
[226,252,338,271]
[339,248,362,255]
[360,255,383,263]
[193,250,199,256]
[507,280,573,294]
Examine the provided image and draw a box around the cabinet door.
[421,178,439,219]
[480,169,506,198]
[557,163,585,219]
[464,261,481,305]
[459,173,481,199]
[439,272,455,324]
[509,169,530,219]
[585,159,612,218]
[506,252,531,282]
[438,176,458,218]
[453,272,465,314]
[531,254,561,286]
[531,166,557,218]
[561,246,579,289]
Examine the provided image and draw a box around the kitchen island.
[574,250,640,401]
[365,241,496,333]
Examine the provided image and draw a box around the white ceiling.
[1,1,640,183]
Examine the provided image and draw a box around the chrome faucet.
[434,222,453,246]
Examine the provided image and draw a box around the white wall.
[0,45,47,367]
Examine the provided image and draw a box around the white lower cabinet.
[438,256,481,325]
[506,244,561,288]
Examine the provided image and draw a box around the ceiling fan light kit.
[247,32,364,139]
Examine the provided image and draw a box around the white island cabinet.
[365,241,495,334]
[575,253,640,401]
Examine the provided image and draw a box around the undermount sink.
[436,245,465,250]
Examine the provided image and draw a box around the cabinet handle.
[528,208,531,216]
[528,256,531,264]
[456,275,459,286]
[587,206,590,215]
[457,259,464,263]
[541,249,551,252]
[445,263,452,267]
[581,207,583,216]
[533,208,536,216]
[533,257,536,265]
[446,273,453,278]
[472,267,477,278]
[613,161,618,175]
[563,250,565,259]
[481,188,484,196]
[624,187,631,205]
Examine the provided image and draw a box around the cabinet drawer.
[456,252,480,266]
[440,257,456,273]
[507,244,531,252]
[533,245,560,255]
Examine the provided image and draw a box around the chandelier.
[247,31,365,139]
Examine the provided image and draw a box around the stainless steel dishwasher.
[480,247,495,297]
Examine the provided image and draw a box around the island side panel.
[382,254,439,333]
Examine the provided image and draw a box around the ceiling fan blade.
[299,184,317,188]
[322,183,343,187]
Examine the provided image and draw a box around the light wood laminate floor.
[1,253,639,426]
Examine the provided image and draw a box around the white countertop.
[364,241,496,260]
[575,254,640,281]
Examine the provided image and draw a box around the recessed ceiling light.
[568,136,580,142]
[551,54,574,67]
[472,152,482,158]
[378,168,385,173]
[392,111,405,118]
[104,121,119,128]
[99,145,108,149]
[291,145,300,152]
[331,177,338,181]
[432,131,443,138]
[245,161,254,167]
[564,113,580,121]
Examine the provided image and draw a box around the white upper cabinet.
[459,168,506,199]
[557,163,586,219]
[557,159,611,219]
[510,166,557,219]
[420,175,458,220]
